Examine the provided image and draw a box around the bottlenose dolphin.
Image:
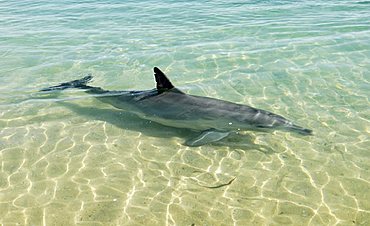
[41,67,312,146]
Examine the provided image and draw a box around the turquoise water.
[1,0,370,225]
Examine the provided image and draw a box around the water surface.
[0,0,369,225]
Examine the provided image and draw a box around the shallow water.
[0,0,369,225]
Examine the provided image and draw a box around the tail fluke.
[40,75,93,92]
[289,124,313,136]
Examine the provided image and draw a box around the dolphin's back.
[132,91,273,129]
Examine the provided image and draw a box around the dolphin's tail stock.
[40,75,93,92]
[287,124,313,136]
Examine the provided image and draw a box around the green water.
[0,0,369,225]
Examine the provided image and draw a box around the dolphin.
[41,67,312,146]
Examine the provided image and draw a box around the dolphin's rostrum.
[41,67,312,146]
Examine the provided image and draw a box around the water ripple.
[1,0,370,225]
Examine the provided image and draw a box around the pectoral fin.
[185,130,231,147]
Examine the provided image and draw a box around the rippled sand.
[1,73,369,225]
[1,0,370,225]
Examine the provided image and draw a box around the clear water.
[0,0,369,225]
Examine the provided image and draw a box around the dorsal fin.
[154,67,174,92]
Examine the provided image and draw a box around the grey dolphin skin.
[41,67,312,146]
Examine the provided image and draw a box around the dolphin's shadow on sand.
[59,101,275,153]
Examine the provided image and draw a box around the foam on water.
[0,0,369,225]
